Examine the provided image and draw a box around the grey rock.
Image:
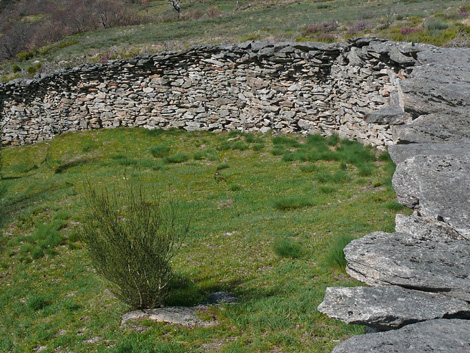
[392,153,470,238]
[395,214,464,241]
[121,307,217,327]
[388,142,470,165]
[205,291,240,305]
[345,231,470,301]
[393,114,470,144]
[318,286,470,330]
[332,319,470,353]
[400,48,470,118]
[365,104,405,125]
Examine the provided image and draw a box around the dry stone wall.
[0,38,419,147]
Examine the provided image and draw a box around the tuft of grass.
[229,183,241,191]
[150,145,171,158]
[273,238,303,259]
[299,164,317,173]
[164,153,190,164]
[325,235,356,269]
[316,170,350,184]
[274,196,314,211]
[385,200,405,211]
[216,163,230,171]
[272,136,302,148]
[27,296,51,311]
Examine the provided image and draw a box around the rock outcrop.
[344,231,470,302]
[318,286,470,330]
[331,319,470,353]
[317,43,470,352]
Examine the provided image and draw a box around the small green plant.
[80,182,190,309]
[325,235,356,269]
[11,64,21,73]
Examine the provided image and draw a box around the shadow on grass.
[0,180,56,231]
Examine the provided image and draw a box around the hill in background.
[1,0,470,82]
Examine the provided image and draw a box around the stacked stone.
[318,46,470,352]
[0,38,421,147]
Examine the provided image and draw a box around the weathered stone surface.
[331,319,470,353]
[318,286,470,330]
[205,291,240,305]
[395,214,464,241]
[392,153,470,238]
[388,142,470,165]
[121,306,216,327]
[344,231,470,301]
[365,104,405,125]
[393,114,470,144]
[400,48,470,117]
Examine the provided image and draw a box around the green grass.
[324,235,356,270]
[0,128,411,353]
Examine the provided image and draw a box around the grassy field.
[0,128,410,352]
[1,0,470,81]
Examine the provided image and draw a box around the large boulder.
[392,153,470,238]
[393,114,470,144]
[388,143,470,165]
[399,48,470,118]
[332,319,470,353]
[318,286,470,330]
[344,231,470,302]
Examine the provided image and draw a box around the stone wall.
[0,38,420,147]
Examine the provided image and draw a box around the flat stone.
[400,48,470,118]
[121,307,217,327]
[395,214,464,241]
[365,104,405,125]
[331,319,470,353]
[345,231,470,301]
[388,142,470,165]
[392,153,470,238]
[393,114,470,144]
[205,291,240,305]
[318,286,470,330]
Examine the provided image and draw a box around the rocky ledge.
[331,319,470,353]
[318,44,470,351]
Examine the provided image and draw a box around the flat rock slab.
[388,143,470,165]
[392,153,470,238]
[344,232,470,302]
[331,319,470,353]
[318,286,470,330]
[395,214,464,241]
[393,114,470,144]
[121,307,217,327]
[400,48,470,117]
